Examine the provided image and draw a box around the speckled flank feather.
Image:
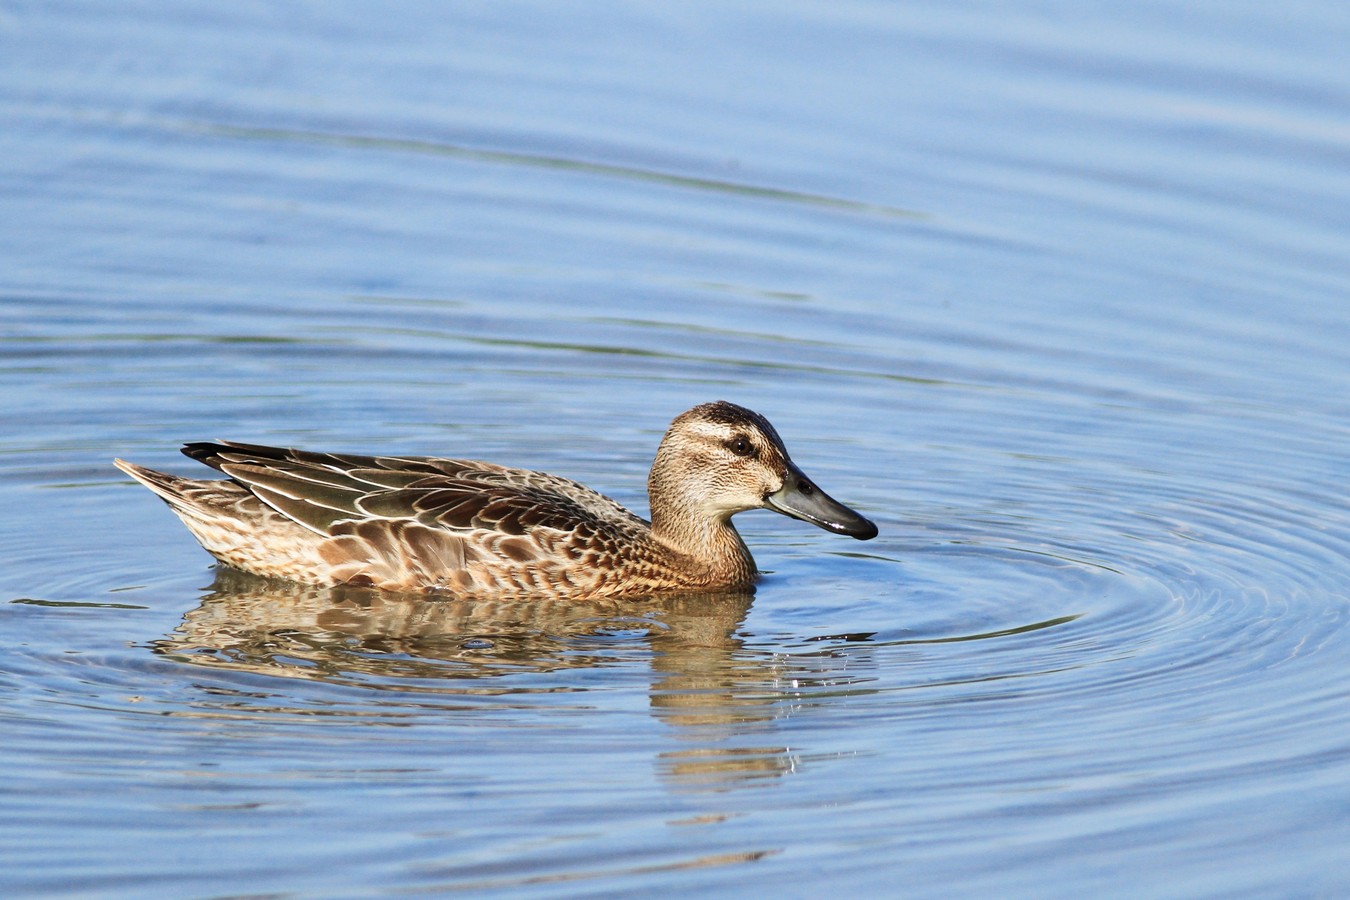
[115,401,877,599]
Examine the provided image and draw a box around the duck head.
[649,401,878,541]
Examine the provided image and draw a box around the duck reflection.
[154,570,868,790]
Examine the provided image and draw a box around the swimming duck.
[114,401,877,599]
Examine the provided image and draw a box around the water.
[4,1,1350,896]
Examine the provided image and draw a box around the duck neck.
[648,470,757,587]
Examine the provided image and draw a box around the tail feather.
[114,458,197,508]
[116,457,330,581]
[114,458,252,526]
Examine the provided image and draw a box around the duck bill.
[766,462,878,540]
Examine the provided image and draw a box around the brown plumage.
[114,401,877,599]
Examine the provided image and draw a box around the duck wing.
[181,441,648,540]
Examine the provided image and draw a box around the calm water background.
[4,1,1349,896]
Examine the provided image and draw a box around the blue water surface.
[3,1,1349,896]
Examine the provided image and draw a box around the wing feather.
[180,442,649,548]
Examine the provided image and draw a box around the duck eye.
[727,436,755,457]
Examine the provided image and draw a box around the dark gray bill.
[765,462,878,540]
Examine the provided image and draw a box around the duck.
[114,401,877,600]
